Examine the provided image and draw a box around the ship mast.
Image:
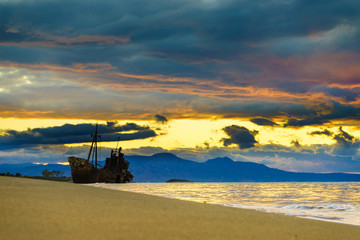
[87,123,99,169]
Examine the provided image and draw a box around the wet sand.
[1,176,359,240]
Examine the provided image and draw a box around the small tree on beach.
[42,169,50,178]
[50,170,64,177]
[42,169,64,178]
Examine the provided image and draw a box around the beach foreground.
[1,177,359,240]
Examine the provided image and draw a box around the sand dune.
[1,177,359,240]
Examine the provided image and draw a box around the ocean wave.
[282,204,359,211]
[92,182,360,226]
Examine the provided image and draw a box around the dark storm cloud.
[154,114,168,124]
[1,0,360,72]
[312,86,359,101]
[309,129,333,137]
[334,127,354,144]
[331,127,360,156]
[0,122,156,150]
[221,125,258,149]
[250,117,278,126]
[285,117,327,127]
[284,101,360,127]
[196,99,360,125]
[291,139,301,148]
[203,100,316,118]
[0,0,360,125]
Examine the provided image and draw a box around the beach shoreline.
[1,176,359,240]
[91,181,360,226]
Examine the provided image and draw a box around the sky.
[0,0,360,173]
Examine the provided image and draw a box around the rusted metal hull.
[68,157,97,183]
[68,156,133,183]
[68,124,133,184]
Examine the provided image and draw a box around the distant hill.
[1,153,360,182]
[127,154,360,182]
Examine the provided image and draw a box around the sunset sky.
[0,0,359,173]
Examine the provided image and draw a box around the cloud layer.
[0,1,360,172]
[0,0,359,122]
[0,122,156,150]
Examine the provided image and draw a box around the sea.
[91,182,360,226]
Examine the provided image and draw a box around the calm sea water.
[92,182,360,226]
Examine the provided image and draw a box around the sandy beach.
[1,177,359,240]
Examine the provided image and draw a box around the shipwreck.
[68,124,133,183]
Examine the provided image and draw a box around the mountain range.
[1,152,359,182]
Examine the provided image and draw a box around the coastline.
[1,177,359,240]
[91,182,360,226]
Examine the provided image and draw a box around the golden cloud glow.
[32,162,48,165]
[117,121,357,153]
[56,162,69,165]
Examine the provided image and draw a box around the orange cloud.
[1,50,359,121]
[0,59,345,105]
[41,34,129,45]
[257,52,360,85]
[0,33,129,47]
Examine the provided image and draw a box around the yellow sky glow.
[1,118,357,150]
